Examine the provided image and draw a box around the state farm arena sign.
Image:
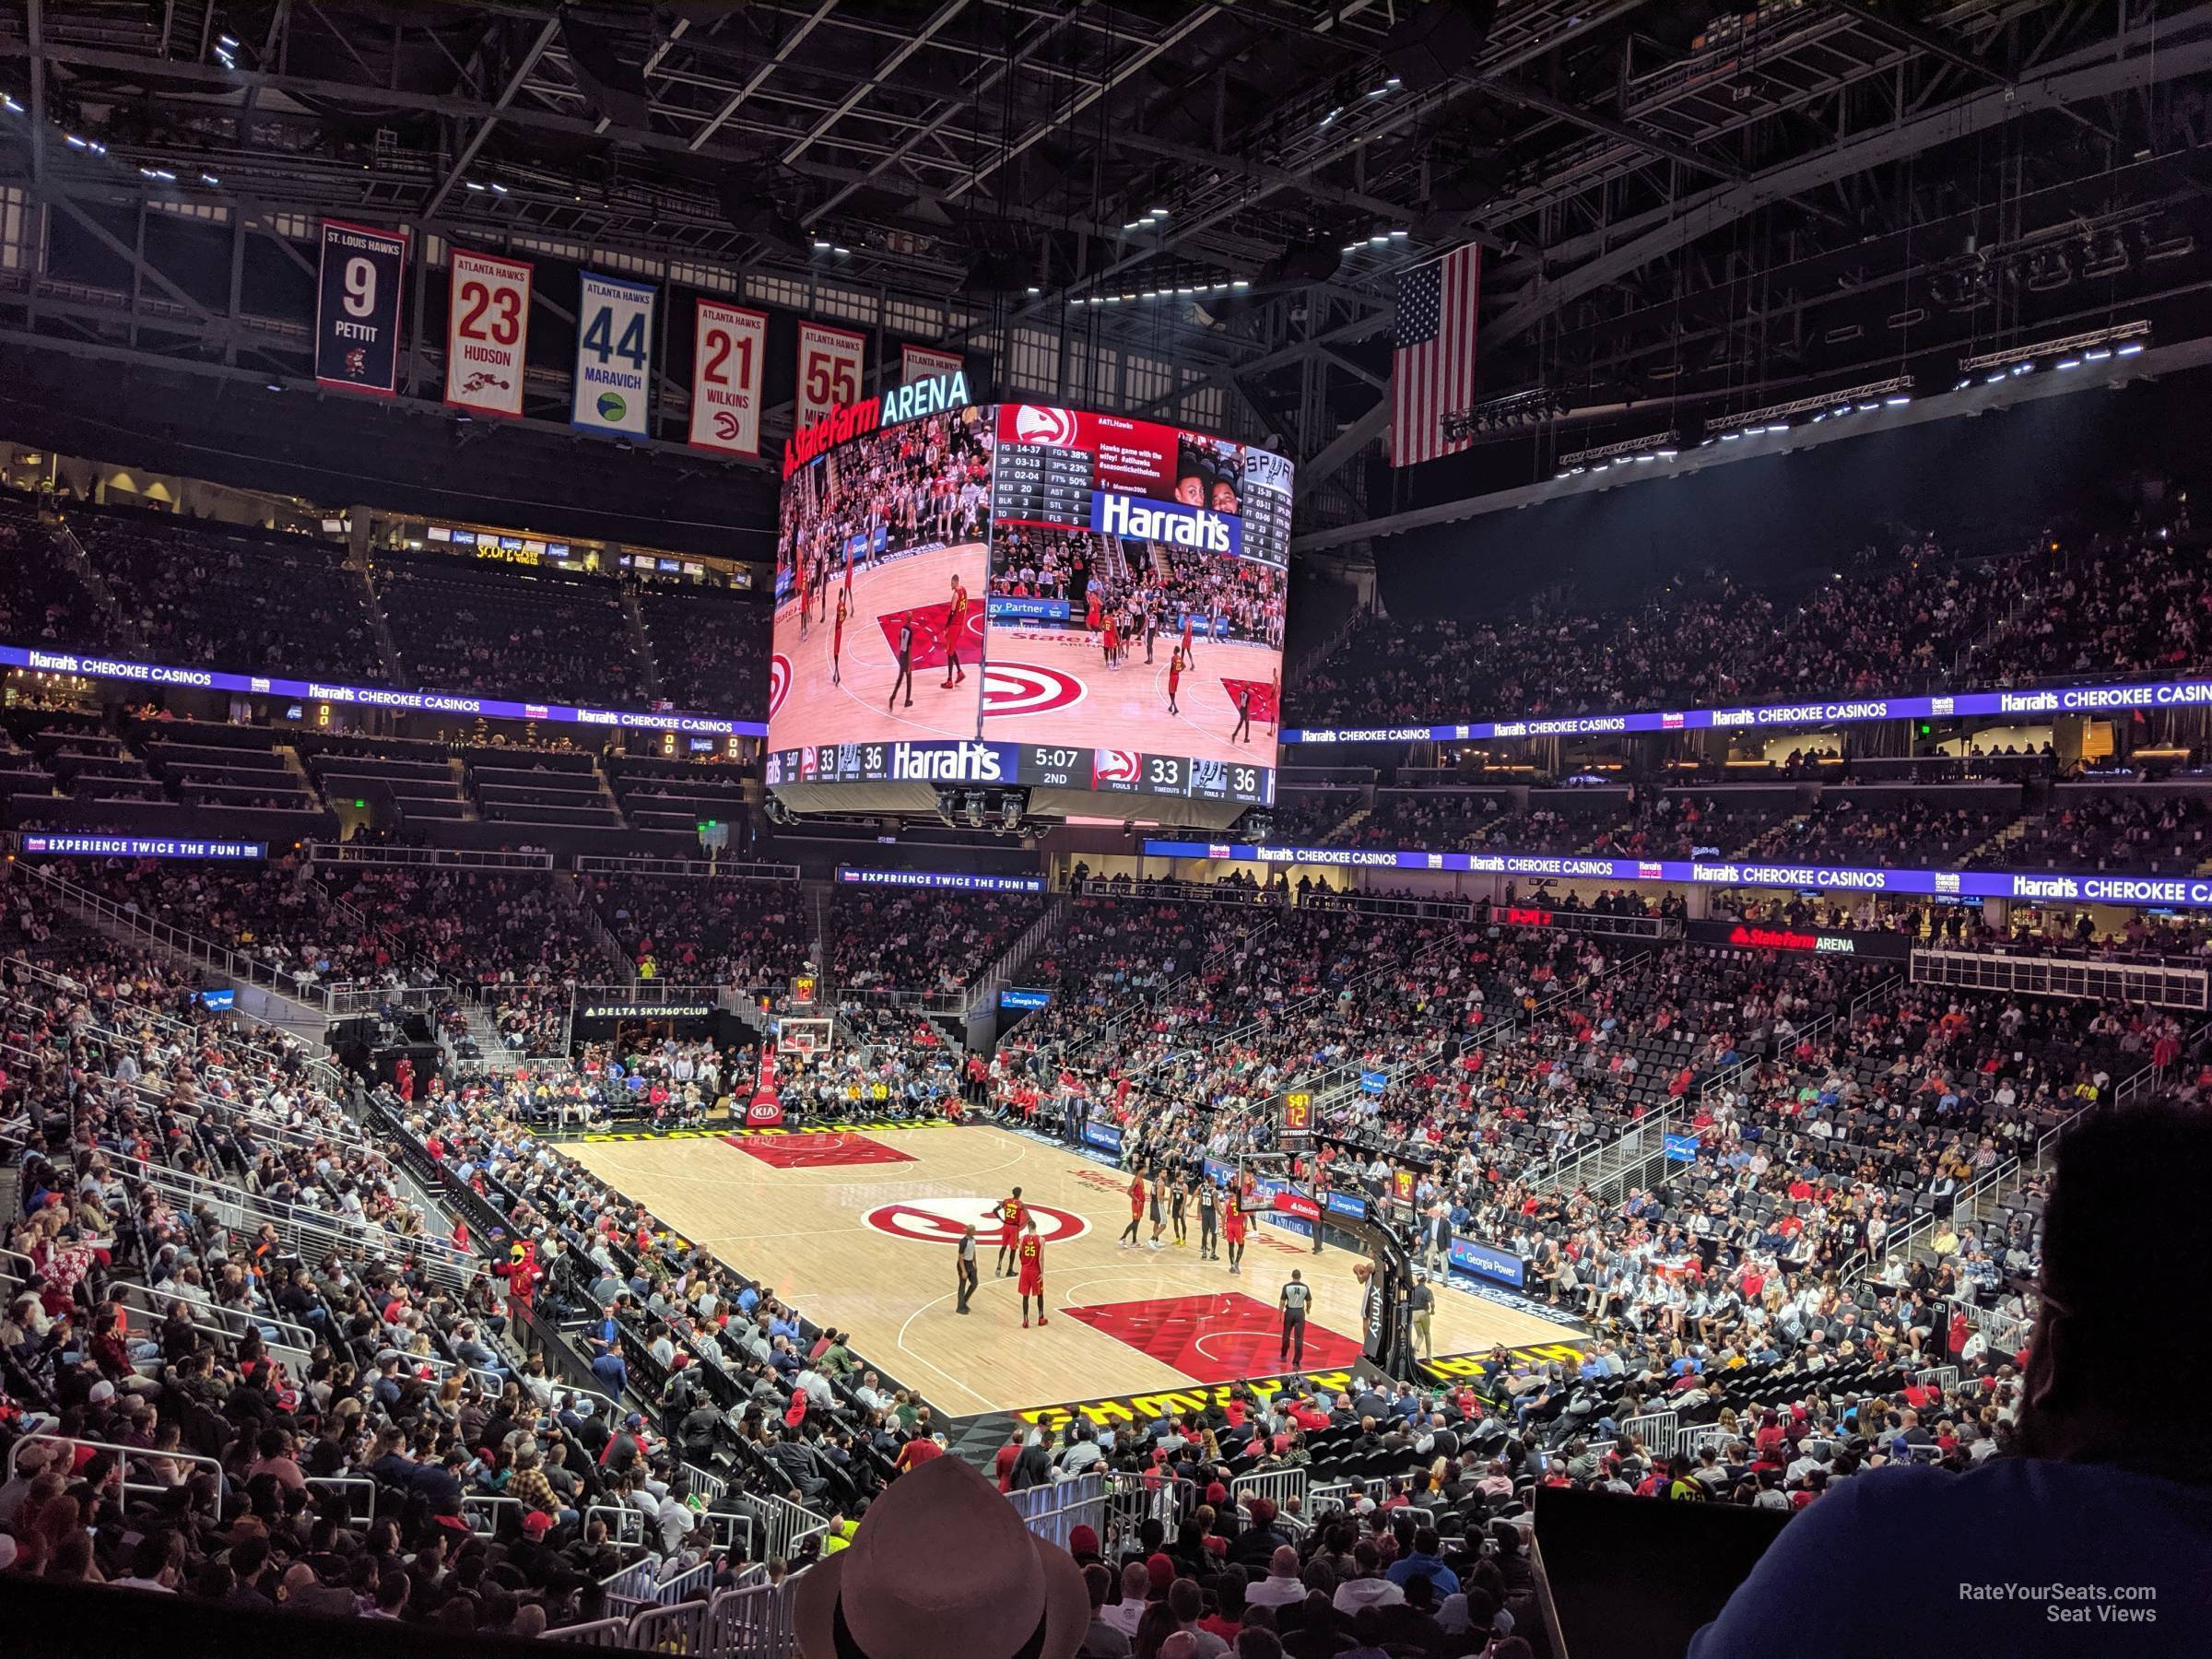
[1685,919,1914,960]
[864,1195,1089,1247]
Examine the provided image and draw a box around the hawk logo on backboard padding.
[865,1196,1089,1248]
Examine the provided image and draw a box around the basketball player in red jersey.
[1016,1216,1048,1327]
[830,589,848,686]
[989,1187,1027,1277]
[1223,1192,1248,1276]
[1118,1169,1146,1248]
[941,573,971,688]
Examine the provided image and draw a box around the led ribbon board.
[1142,838,2212,912]
[1280,677,2212,744]
[0,642,767,738]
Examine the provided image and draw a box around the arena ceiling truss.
[1,1,2209,525]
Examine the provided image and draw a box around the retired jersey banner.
[571,271,656,435]
[315,219,407,395]
[900,343,963,386]
[688,299,767,456]
[794,322,865,429]
[444,249,531,418]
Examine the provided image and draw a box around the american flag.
[1390,243,1482,468]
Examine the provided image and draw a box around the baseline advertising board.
[767,380,1288,808]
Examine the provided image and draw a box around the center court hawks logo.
[1010,406,1080,446]
[767,654,792,719]
[865,1196,1089,1248]
[982,662,1085,717]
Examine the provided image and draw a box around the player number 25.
[805,348,858,409]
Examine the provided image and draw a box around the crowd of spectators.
[0,861,954,1629]
[2005,789,2212,875]
[1349,793,1624,855]
[0,497,100,649]
[72,510,387,684]
[1736,795,2016,867]
[374,559,648,707]
[781,408,992,611]
[829,886,1046,995]
[1286,522,2203,731]
[1287,538,1992,729]
[634,586,770,713]
[772,1006,966,1121]
[580,875,812,992]
[1588,795,1798,861]
[1269,790,1367,844]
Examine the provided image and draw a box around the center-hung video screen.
[766,392,1289,807]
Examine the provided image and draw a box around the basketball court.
[770,543,988,747]
[566,1123,1582,1418]
[980,629,1281,770]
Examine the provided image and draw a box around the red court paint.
[1218,678,1279,722]
[1059,1291,1361,1383]
[724,1132,917,1171]
[875,600,986,670]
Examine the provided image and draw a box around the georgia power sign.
[864,1195,1089,1247]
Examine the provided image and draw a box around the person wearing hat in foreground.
[795,1453,1088,1659]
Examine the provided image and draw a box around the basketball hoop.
[777,1016,833,1061]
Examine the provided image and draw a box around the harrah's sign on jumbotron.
[782,370,969,479]
[1089,491,1241,556]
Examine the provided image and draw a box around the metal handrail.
[964,896,1066,1021]
[0,984,358,1132]
[574,853,800,880]
[105,1149,473,1285]
[22,862,335,1015]
[106,1277,319,1355]
[8,1430,226,1513]
[306,1474,379,1529]
[0,1030,359,1165]
[307,842,556,871]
